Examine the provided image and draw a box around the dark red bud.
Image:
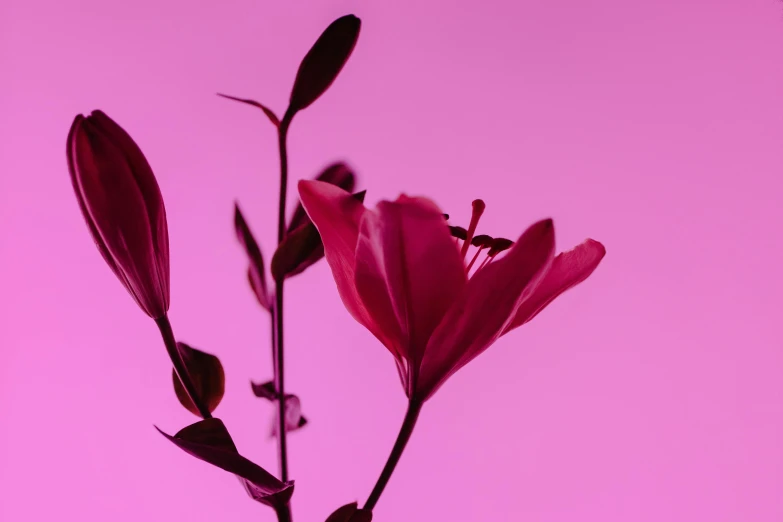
[66,110,170,319]
[288,15,361,114]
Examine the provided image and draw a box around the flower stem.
[155,315,212,419]
[275,502,293,522]
[271,112,294,522]
[363,399,423,511]
[274,113,292,482]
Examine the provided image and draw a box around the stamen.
[476,255,492,273]
[474,237,514,274]
[466,246,485,273]
[461,199,486,259]
[442,213,450,220]
[465,234,493,273]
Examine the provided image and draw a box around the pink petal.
[298,180,397,352]
[355,196,466,394]
[417,219,556,401]
[503,239,606,333]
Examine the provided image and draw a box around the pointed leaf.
[271,221,322,281]
[270,395,308,437]
[251,381,308,435]
[172,342,225,416]
[234,204,271,310]
[217,93,280,127]
[272,190,367,281]
[251,380,278,401]
[288,15,361,113]
[288,163,356,233]
[326,503,373,522]
[156,419,294,508]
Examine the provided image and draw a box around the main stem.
[363,400,423,511]
[156,315,212,419]
[274,113,292,486]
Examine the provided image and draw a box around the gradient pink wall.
[2,0,782,520]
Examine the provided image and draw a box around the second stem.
[274,113,293,484]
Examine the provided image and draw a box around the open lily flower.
[299,180,606,402]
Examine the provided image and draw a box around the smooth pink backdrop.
[2,0,782,520]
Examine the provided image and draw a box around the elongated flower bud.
[67,110,170,318]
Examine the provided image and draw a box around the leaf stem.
[274,110,294,486]
[363,399,423,511]
[155,315,212,419]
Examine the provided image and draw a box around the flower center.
[444,199,514,277]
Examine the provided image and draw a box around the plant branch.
[363,399,423,511]
[155,315,212,419]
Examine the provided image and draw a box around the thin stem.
[363,400,423,511]
[155,315,212,419]
[274,283,288,482]
[275,502,293,522]
[273,111,293,487]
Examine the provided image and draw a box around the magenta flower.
[67,110,170,319]
[299,180,606,402]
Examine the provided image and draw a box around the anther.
[471,234,493,248]
[487,237,513,257]
[449,226,467,240]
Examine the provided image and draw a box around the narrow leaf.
[251,381,308,435]
[234,204,271,310]
[217,93,280,127]
[271,222,322,281]
[250,380,278,401]
[156,418,294,508]
[172,342,225,416]
[270,395,308,438]
[288,15,361,113]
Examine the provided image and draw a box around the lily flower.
[298,180,605,402]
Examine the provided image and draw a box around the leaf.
[271,190,366,281]
[251,381,308,436]
[288,162,356,233]
[172,342,225,416]
[234,204,271,310]
[270,395,308,438]
[250,380,278,401]
[325,502,373,522]
[156,418,294,508]
[271,221,322,281]
[217,93,280,127]
[288,15,362,114]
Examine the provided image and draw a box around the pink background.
[2,0,782,520]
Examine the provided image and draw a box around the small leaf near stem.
[156,315,212,419]
[217,93,280,128]
[172,342,225,416]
